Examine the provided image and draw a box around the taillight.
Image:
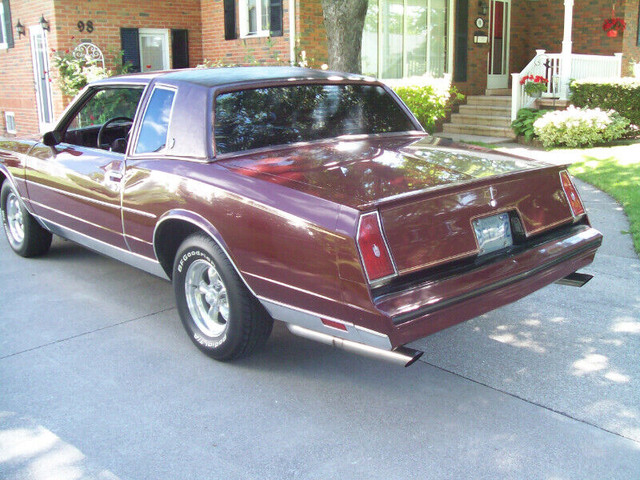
[560,170,585,217]
[357,212,396,283]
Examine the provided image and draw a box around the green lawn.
[569,154,640,254]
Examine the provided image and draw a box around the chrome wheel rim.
[185,259,230,337]
[5,191,25,248]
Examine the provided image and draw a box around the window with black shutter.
[234,0,283,39]
[1,0,15,49]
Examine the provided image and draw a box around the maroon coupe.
[0,67,602,366]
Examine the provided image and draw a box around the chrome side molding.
[286,324,424,367]
[555,271,593,287]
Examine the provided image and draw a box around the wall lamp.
[40,14,50,32]
[16,20,25,38]
[478,0,488,15]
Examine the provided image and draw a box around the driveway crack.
[419,358,640,445]
[0,306,176,360]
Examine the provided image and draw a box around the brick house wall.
[1,0,203,136]
[295,0,327,66]
[0,0,55,136]
[200,0,289,65]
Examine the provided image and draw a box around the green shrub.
[533,106,630,148]
[392,82,464,133]
[511,108,550,141]
[570,78,640,126]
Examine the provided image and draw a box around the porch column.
[559,0,574,99]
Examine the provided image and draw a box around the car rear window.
[214,84,416,154]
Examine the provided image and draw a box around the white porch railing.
[511,50,623,120]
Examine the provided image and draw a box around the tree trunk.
[321,0,369,74]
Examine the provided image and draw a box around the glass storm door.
[487,0,511,89]
[29,25,55,132]
[139,29,170,72]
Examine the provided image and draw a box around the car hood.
[220,135,546,210]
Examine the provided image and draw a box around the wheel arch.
[153,210,252,293]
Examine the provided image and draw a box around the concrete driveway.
[1,179,639,479]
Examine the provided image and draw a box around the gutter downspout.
[559,0,573,99]
[289,0,296,65]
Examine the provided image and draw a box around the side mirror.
[42,131,62,147]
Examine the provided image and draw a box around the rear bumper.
[376,225,602,348]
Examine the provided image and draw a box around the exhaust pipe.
[286,324,423,367]
[555,272,593,287]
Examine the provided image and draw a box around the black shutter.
[224,0,237,40]
[2,0,14,48]
[171,29,189,69]
[453,0,468,83]
[269,0,283,37]
[120,28,141,73]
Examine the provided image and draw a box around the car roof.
[94,66,374,89]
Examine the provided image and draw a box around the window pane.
[140,32,167,71]
[381,0,403,79]
[248,0,257,34]
[406,0,427,77]
[135,88,175,154]
[429,0,447,77]
[69,88,143,130]
[362,2,379,76]
[261,0,270,31]
[214,84,415,154]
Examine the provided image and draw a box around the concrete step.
[450,114,512,128]
[467,95,512,107]
[485,88,511,96]
[443,123,516,139]
[459,104,512,116]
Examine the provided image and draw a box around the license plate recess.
[473,212,513,255]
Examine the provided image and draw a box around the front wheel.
[1,181,52,257]
[173,234,273,360]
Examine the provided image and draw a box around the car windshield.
[214,83,417,154]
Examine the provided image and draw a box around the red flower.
[65,49,69,53]
[602,17,626,32]
[146,65,151,69]
[520,74,548,85]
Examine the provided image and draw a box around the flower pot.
[607,30,618,37]
[529,91,542,98]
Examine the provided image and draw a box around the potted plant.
[602,17,626,37]
[520,75,548,98]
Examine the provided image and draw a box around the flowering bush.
[52,43,130,98]
[533,106,630,148]
[520,74,548,96]
[391,78,464,132]
[602,17,626,32]
[52,48,110,97]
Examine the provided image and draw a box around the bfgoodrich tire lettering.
[173,233,273,360]
[1,181,52,257]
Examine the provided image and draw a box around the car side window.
[64,87,144,152]
[134,87,176,154]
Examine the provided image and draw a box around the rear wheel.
[1,181,52,257]
[173,233,273,360]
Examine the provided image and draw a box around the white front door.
[139,29,170,72]
[487,0,511,89]
[29,25,55,132]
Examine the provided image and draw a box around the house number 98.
[77,20,94,33]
